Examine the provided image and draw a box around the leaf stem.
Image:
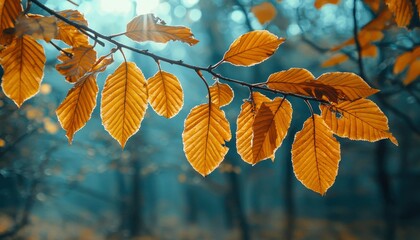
[195,70,212,105]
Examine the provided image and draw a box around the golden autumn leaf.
[236,92,271,164]
[56,46,97,83]
[404,59,420,85]
[251,2,277,25]
[0,0,22,45]
[252,98,292,164]
[320,99,398,145]
[209,82,234,107]
[321,53,349,68]
[55,10,89,47]
[292,115,341,195]
[183,103,232,176]
[15,14,58,42]
[385,0,413,27]
[125,14,199,46]
[393,46,420,83]
[0,36,45,107]
[56,10,88,26]
[222,30,285,67]
[56,74,98,143]
[148,70,183,118]
[394,51,413,74]
[314,0,340,9]
[101,62,148,148]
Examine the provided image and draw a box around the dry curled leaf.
[101,62,148,148]
[125,14,199,46]
[292,115,341,195]
[183,103,231,176]
[0,36,45,107]
[222,30,285,67]
[56,46,97,83]
[148,70,183,118]
[15,14,58,42]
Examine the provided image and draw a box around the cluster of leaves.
[0,0,398,195]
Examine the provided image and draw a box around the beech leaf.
[15,14,58,42]
[385,0,413,27]
[251,2,277,25]
[0,0,22,45]
[209,82,234,108]
[292,115,341,195]
[56,46,97,83]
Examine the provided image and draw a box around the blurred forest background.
[1,0,420,239]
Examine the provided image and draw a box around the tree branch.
[353,0,366,80]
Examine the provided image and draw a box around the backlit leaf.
[101,62,148,148]
[55,10,89,47]
[148,70,183,118]
[252,98,292,164]
[251,2,277,25]
[183,103,232,176]
[320,99,398,145]
[404,59,420,85]
[222,30,285,67]
[209,82,234,107]
[0,0,22,45]
[56,46,97,83]
[0,36,45,107]
[314,0,340,9]
[321,53,349,68]
[15,14,58,42]
[56,74,98,143]
[125,14,199,46]
[385,0,413,27]
[236,92,271,164]
[292,115,341,195]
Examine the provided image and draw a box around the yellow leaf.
[316,72,379,100]
[404,59,420,85]
[148,70,183,118]
[0,36,46,107]
[101,62,148,148]
[252,98,292,164]
[56,46,97,83]
[321,53,349,67]
[125,14,199,46]
[314,0,340,9]
[0,0,22,45]
[209,82,234,107]
[292,115,341,195]
[236,92,271,164]
[222,30,285,67]
[15,14,58,42]
[56,74,98,143]
[251,2,277,25]
[320,99,398,145]
[385,0,413,27]
[183,103,232,176]
[55,10,89,47]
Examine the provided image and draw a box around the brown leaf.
[222,30,285,67]
[55,10,89,47]
[252,97,292,164]
[292,115,341,195]
[148,70,183,118]
[56,46,97,83]
[125,14,199,46]
[56,74,98,143]
[183,103,232,176]
[101,62,148,148]
[15,14,58,41]
[251,2,277,25]
[209,82,234,107]
[320,99,398,145]
[0,36,45,107]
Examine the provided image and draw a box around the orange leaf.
[252,98,292,164]
[314,0,340,9]
[320,99,398,145]
[0,36,45,107]
[321,53,349,67]
[125,14,199,46]
[404,59,420,85]
[394,51,413,74]
[361,44,378,57]
[209,82,234,107]
[0,0,22,45]
[183,103,232,176]
[55,10,89,47]
[222,30,285,67]
[236,92,271,164]
[56,46,97,83]
[251,2,277,25]
[101,62,148,148]
[148,70,183,118]
[364,0,381,12]
[15,14,58,42]
[385,0,413,27]
[292,115,341,195]
[56,74,98,143]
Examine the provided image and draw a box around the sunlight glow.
[97,0,160,15]
[136,0,160,15]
